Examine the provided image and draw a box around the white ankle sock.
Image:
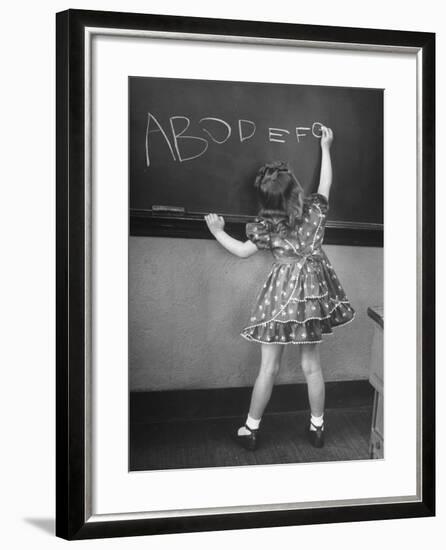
[238,414,261,436]
[246,415,261,430]
[310,413,324,431]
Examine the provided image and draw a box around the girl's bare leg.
[248,344,284,420]
[300,343,325,417]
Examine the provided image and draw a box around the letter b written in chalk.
[169,116,209,162]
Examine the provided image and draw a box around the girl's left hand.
[205,213,225,236]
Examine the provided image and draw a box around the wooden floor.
[129,405,373,471]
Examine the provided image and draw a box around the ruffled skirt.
[240,250,355,345]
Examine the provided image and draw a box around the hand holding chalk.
[320,126,334,150]
[205,213,225,236]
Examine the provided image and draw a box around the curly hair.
[254,161,304,228]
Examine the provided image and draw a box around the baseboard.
[130,380,374,424]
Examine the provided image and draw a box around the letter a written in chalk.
[145,113,177,167]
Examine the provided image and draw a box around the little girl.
[205,126,355,451]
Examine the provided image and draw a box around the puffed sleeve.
[246,220,271,250]
[305,193,329,215]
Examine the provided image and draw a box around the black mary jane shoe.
[234,424,259,451]
[307,421,325,448]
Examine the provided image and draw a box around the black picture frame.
[56,9,435,540]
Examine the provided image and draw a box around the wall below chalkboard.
[129,237,383,391]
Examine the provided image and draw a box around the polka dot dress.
[240,193,355,345]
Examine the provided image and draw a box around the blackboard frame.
[130,210,384,246]
[56,8,435,541]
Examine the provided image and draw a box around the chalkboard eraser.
[152,205,186,215]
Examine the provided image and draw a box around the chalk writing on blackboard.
[145,113,325,167]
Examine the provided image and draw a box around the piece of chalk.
[152,205,186,214]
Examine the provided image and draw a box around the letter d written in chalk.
[238,120,256,142]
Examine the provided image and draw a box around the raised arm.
[317,126,334,201]
[205,214,258,258]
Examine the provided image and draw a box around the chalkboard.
[129,77,383,244]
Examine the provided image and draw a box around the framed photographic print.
[56,9,435,540]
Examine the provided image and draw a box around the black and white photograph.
[52,6,435,540]
[128,76,384,471]
[1,0,442,545]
